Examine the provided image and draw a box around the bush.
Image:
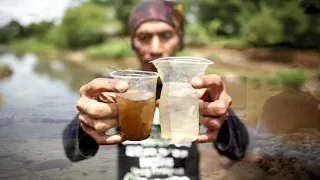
[56,3,111,48]
[176,50,192,56]
[85,38,133,59]
[275,69,306,87]
[10,39,58,55]
[276,70,306,86]
[241,10,284,46]
[240,0,311,47]
[0,21,23,44]
[45,26,68,48]
[240,69,306,87]
[185,23,211,46]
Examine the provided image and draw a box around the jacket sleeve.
[213,108,249,160]
[62,114,99,162]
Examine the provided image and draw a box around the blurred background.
[0,0,320,180]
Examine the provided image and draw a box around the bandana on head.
[128,0,185,50]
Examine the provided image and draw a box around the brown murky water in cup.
[116,91,156,141]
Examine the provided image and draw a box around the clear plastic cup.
[110,70,159,141]
[151,57,213,144]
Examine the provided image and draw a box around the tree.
[0,20,23,43]
[23,21,54,40]
[87,0,141,34]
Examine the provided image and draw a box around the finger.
[199,99,229,116]
[199,114,226,130]
[79,113,118,132]
[196,129,219,143]
[196,88,208,99]
[219,90,232,107]
[209,82,231,102]
[81,123,123,145]
[191,74,222,89]
[156,99,160,106]
[98,92,116,103]
[76,98,118,118]
[80,78,129,99]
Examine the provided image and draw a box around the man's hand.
[76,78,129,145]
[191,74,232,143]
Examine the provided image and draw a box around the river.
[0,53,119,180]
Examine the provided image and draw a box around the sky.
[0,0,72,27]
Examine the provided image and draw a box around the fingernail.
[191,77,202,87]
[116,82,127,92]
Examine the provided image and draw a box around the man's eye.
[137,33,152,42]
[159,31,173,40]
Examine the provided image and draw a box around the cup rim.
[150,56,214,65]
[109,69,159,79]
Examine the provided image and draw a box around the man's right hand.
[76,78,129,145]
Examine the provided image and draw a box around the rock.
[268,167,280,174]
[224,161,268,180]
[0,64,13,80]
[258,88,320,134]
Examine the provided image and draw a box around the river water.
[0,53,119,180]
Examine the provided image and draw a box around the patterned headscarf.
[128,0,185,50]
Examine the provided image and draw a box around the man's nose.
[150,36,163,56]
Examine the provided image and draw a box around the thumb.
[156,99,160,107]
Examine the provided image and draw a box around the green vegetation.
[205,67,223,76]
[176,50,192,56]
[85,38,133,59]
[48,2,116,49]
[0,0,319,57]
[246,69,306,87]
[275,69,306,87]
[10,39,58,55]
[206,66,308,87]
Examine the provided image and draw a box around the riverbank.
[10,40,320,93]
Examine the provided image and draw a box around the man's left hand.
[191,74,232,143]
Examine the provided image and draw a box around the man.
[62,0,249,180]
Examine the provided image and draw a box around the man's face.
[133,21,180,71]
